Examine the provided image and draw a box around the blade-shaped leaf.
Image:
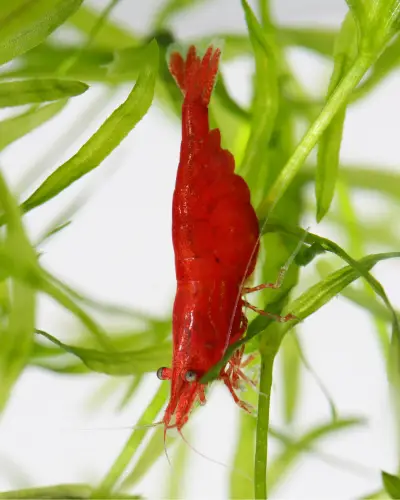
[121,426,177,489]
[268,418,364,491]
[0,0,84,65]
[152,0,209,30]
[239,0,279,199]
[0,101,66,152]
[68,3,137,49]
[280,331,301,424]
[0,483,92,499]
[202,249,400,383]
[230,402,256,498]
[36,330,171,375]
[282,252,400,324]
[96,384,169,496]
[0,170,36,411]
[0,79,88,107]
[382,471,400,499]
[316,13,358,221]
[21,40,159,213]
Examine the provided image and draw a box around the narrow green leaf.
[203,249,400,384]
[302,164,400,202]
[230,402,256,498]
[361,489,390,499]
[268,418,364,491]
[282,252,400,324]
[257,51,374,218]
[261,221,400,341]
[0,79,88,107]
[239,0,279,194]
[277,27,337,57]
[0,170,37,411]
[316,13,358,221]
[382,471,400,499]
[96,384,169,496]
[167,432,190,499]
[0,281,35,411]
[152,0,208,30]
[0,483,92,499]
[214,76,250,121]
[36,330,171,375]
[68,3,137,49]
[118,376,143,410]
[0,0,84,65]
[280,331,301,424]
[21,40,159,214]
[353,35,400,101]
[107,44,152,79]
[121,427,177,489]
[195,27,337,62]
[0,101,66,152]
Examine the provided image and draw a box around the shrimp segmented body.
[157,45,292,432]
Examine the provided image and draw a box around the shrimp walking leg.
[243,300,296,323]
[242,265,287,294]
[220,372,253,413]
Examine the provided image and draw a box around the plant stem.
[257,52,374,219]
[254,329,280,499]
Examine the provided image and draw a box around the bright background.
[0,0,399,498]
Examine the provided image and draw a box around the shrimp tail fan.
[168,44,222,106]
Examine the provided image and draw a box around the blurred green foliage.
[0,0,399,499]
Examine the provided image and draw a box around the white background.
[0,0,400,498]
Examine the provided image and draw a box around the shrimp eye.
[184,370,197,382]
[156,367,169,380]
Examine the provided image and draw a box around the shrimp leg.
[243,300,296,323]
[242,266,287,294]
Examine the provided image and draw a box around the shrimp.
[156,45,294,433]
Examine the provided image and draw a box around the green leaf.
[68,3,137,49]
[0,171,37,411]
[21,40,159,214]
[280,331,301,424]
[353,34,400,100]
[0,281,35,411]
[268,418,364,491]
[239,0,279,197]
[302,164,400,202]
[0,101,66,152]
[0,483,92,499]
[36,330,171,375]
[0,44,113,82]
[167,432,190,499]
[278,27,337,57]
[0,79,88,107]
[316,13,358,221]
[261,221,400,340]
[107,44,152,79]
[195,27,337,62]
[0,0,84,65]
[152,0,208,30]
[282,252,400,324]
[203,244,400,384]
[382,471,400,499]
[96,384,169,496]
[230,401,256,498]
[121,427,177,490]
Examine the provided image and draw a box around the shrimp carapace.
[157,44,293,433]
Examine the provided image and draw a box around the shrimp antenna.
[60,420,164,433]
[163,425,172,467]
[178,429,252,483]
